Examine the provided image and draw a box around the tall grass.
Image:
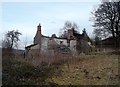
[2,49,119,85]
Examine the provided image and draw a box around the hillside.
[2,51,119,86]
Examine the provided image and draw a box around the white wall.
[41,37,49,52]
[70,40,76,52]
[54,38,76,52]
[30,37,77,53]
[54,38,68,46]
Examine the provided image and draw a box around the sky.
[0,1,101,49]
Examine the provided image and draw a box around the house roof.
[73,32,83,39]
[25,44,37,48]
[41,35,50,38]
[102,37,115,45]
[42,34,71,40]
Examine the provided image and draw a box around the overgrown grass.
[2,51,119,85]
[46,55,119,85]
[2,56,58,85]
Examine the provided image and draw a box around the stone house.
[25,24,93,64]
[101,36,120,48]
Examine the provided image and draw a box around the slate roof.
[25,44,37,49]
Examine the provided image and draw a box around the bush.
[2,57,57,85]
[2,57,37,85]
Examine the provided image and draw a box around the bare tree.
[2,30,22,50]
[91,1,120,47]
[59,21,79,38]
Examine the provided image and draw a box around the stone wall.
[70,40,76,52]
[41,36,49,52]
[34,24,41,44]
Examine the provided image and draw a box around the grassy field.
[2,51,119,86]
[47,55,119,85]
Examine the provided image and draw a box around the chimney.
[37,23,41,31]
[82,28,87,39]
[67,29,74,40]
[34,23,42,44]
[67,29,74,47]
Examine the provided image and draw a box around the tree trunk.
[115,20,120,48]
[10,37,14,50]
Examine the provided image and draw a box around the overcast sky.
[0,1,101,49]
